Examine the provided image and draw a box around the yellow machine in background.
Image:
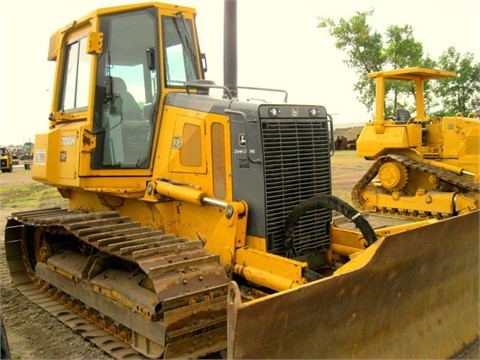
[354,67,479,218]
[0,147,13,173]
[3,4,478,359]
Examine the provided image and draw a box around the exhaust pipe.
[224,0,237,97]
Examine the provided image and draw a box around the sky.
[0,0,479,146]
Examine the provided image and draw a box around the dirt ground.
[0,154,478,359]
[0,167,110,360]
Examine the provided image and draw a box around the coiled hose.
[284,194,377,257]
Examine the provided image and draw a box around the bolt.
[225,204,234,219]
[146,182,154,195]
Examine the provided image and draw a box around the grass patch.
[0,183,68,209]
[331,188,352,204]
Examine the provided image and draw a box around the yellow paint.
[234,248,307,291]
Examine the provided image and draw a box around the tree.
[382,25,425,115]
[430,47,480,116]
[318,10,429,114]
[318,10,384,111]
[318,10,479,116]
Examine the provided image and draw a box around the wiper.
[174,11,198,71]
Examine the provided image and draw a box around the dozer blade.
[227,211,479,359]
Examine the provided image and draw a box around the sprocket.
[378,161,408,191]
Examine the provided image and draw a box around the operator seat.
[396,108,411,123]
[112,77,142,120]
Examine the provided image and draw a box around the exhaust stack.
[224,0,237,97]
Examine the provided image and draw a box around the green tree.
[383,25,423,69]
[430,47,480,116]
[318,10,384,111]
[318,10,480,117]
[382,25,425,115]
[318,10,428,114]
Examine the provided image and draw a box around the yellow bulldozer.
[0,147,13,173]
[354,67,480,218]
[4,2,478,359]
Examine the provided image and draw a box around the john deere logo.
[239,133,246,147]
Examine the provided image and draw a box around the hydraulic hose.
[284,194,377,256]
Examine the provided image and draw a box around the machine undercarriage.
[5,208,229,359]
[352,154,480,218]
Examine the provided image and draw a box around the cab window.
[162,16,199,87]
[60,37,90,111]
[92,8,158,169]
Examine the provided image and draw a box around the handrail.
[185,81,288,102]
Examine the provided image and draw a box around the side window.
[61,37,90,111]
[162,16,199,87]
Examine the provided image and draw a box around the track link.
[5,207,229,359]
[352,154,480,219]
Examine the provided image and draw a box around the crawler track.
[5,208,229,359]
[352,154,479,218]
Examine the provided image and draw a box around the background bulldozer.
[0,147,13,173]
[354,67,479,218]
[3,2,478,359]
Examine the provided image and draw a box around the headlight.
[269,107,279,117]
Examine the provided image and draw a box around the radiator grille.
[261,119,331,255]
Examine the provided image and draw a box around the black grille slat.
[262,118,331,255]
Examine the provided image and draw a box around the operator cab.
[89,8,202,169]
[42,4,204,179]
